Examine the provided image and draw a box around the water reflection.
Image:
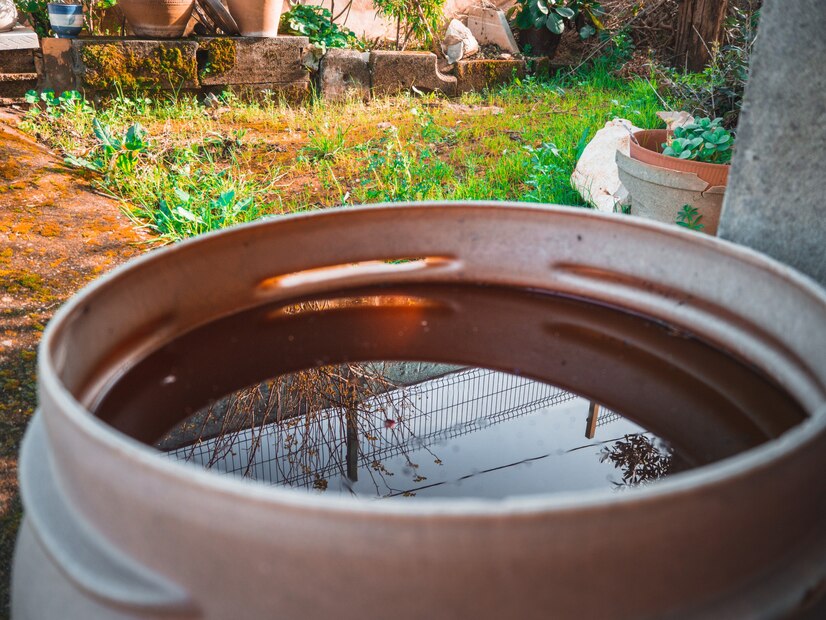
[162,364,676,499]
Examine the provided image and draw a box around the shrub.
[658,2,760,127]
[372,0,446,50]
[279,5,358,52]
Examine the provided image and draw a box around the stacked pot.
[616,129,730,235]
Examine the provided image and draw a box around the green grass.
[21,60,665,242]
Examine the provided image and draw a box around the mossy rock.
[78,41,199,92]
[198,38,237,79]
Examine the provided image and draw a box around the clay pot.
[617,129,731,235]
[12,204,826,619]
[630,129,730,188]
[515,27,561,57]
[0,0,17,33]
[225,0,281,37]
[118,0,195,38]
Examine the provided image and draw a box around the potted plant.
[616,117,734,235]
[631,117,733,186]
[510,0,574,57]
[117,0,195,37]
[47,0,85,38]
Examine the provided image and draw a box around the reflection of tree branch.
[600,433,673,488]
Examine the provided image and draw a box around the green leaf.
[93,118,120,150]
[579,24,596,38]
[556,7,575,19]
[546,14,564,33]
[173,188,191,203]
[174,206,202,223]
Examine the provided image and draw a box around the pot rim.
[631,128,731,167]
[37,201,826,518]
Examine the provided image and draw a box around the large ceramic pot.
[225,0,281,37]
[0,0,17,32]
[617,129,730,234]
[118,0,195,38]
[47,2,84,38]
[12,204,826,619]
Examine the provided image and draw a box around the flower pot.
[515,26,561,57]
[47,3,84,39]
[616,150,726,234]
[225,0,281,37]
[118,0,195,38]
[12,204,826,619]
[630,129,730,188]
[618,129,731,234]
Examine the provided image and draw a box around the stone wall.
[38,36,550,102]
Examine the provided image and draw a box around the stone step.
[0,72,38,100]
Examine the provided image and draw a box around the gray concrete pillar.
[719,0,826,287]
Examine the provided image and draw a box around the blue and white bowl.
[47,2,84,38]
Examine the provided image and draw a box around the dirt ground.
[0,113,149,617]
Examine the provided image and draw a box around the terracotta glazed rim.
[630,128,730,188]
[36,202,826,514]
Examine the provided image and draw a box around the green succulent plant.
[662,117,733,165]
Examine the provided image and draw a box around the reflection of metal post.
[346,407,359,482]
[585,402,600,439]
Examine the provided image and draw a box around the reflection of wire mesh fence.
[166,368,576,490]
[596,409,624,427]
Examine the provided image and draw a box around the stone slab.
[466,7,519,54]
[455,59,525,94]
[318,48,371,101]
[369,50,457,97]
[198,36,310,87]
[72,39,200,92]
[0,26,39,51]
[39,38,75,93]
[719,0,826,286]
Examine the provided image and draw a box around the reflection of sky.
[169,367,658,500]
[335,396,648,500]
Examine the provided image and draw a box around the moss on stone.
[199,38,237,79]
[81,43,198,91]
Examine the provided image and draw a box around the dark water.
[162,366,680,498]
[90,283,806,499]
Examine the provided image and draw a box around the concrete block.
[455,58,525,94]
[40,37,75,93]
[197,36,310,87]
[369,50,457,97]
[73,39,199,92]
[318,48,370,101]
[719,0,826,286]
[0,26,39,51]
[466,7,519,54]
